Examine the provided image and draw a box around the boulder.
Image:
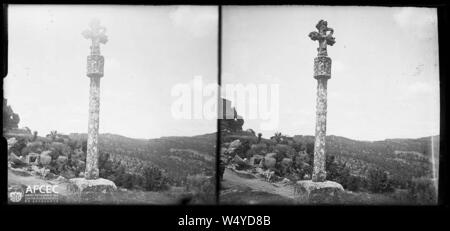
[67,178,117,193]
[57,156,68,165]
[281,158,293,167]
[55,175,67,182]
[281,178,291,184]
[39,151,52,166]
[7,137,17,151]
[263,157,276,169]
[232,155,251,169]
[265,152,277,159]
[30,165,50,177]
[8,137,26,156]
[296,180,344,203]
[9,153,27,166]
[229,140,241,150]
[26,141,44,153]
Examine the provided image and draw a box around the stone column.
[296,20,343,202]
[312,57,331,182]
[67,19,117,195]
[308,20,335,182]
[85,77,101,179]
[82,19,108,180]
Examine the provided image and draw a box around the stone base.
[68,178,117,193]
[296,180,344,203]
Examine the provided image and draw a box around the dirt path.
[220,168,303,204]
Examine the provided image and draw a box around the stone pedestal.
[296,180,343,203]
[68,178,117,193]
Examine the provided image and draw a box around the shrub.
[142,165,170,191]
[235,140,251,158]
[271,132,284,144]
[408,177,437,204]
[186,174,215,204]
[324,155,367,192]
[98,152,115,178]
[367,167,394,193]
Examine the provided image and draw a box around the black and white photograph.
[2,4,445,208]
[4,5,218,204]
[219,6,440,205]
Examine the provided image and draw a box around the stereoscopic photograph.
[219,6,440,205]
[5,5,218,204]
[3,4,442,206]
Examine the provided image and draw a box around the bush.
[97,152,170,191]
[235,140,251,159]
[367,167,394,193]
[325,155,366,192]
[408,177,437,204]
[186,174,215,204]
[142,165,170,191]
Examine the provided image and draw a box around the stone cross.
[82,19,107,180]
[309,20,335,182]
[308,20,335,57]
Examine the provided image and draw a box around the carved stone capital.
[87,55,104,78]
[313,56,332,79]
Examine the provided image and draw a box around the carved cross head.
[308,20,335,56]
[82,19,108,46]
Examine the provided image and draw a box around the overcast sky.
[222,6,439,141]
[5,5,440,141]
[5,5,217,139]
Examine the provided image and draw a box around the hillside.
[293,135,439,181]
[68,133,217,183]
[220,129,439,204]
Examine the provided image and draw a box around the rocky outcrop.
[7,131,87,180]
[3,98,20,130]
[296,180,344,203]
[219,98,244,133]
[67,178,117,193]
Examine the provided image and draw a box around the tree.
[271,132,283,144]
[257,133,262,144]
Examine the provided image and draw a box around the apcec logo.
[8,184,60,204]
[8,185,24,203]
